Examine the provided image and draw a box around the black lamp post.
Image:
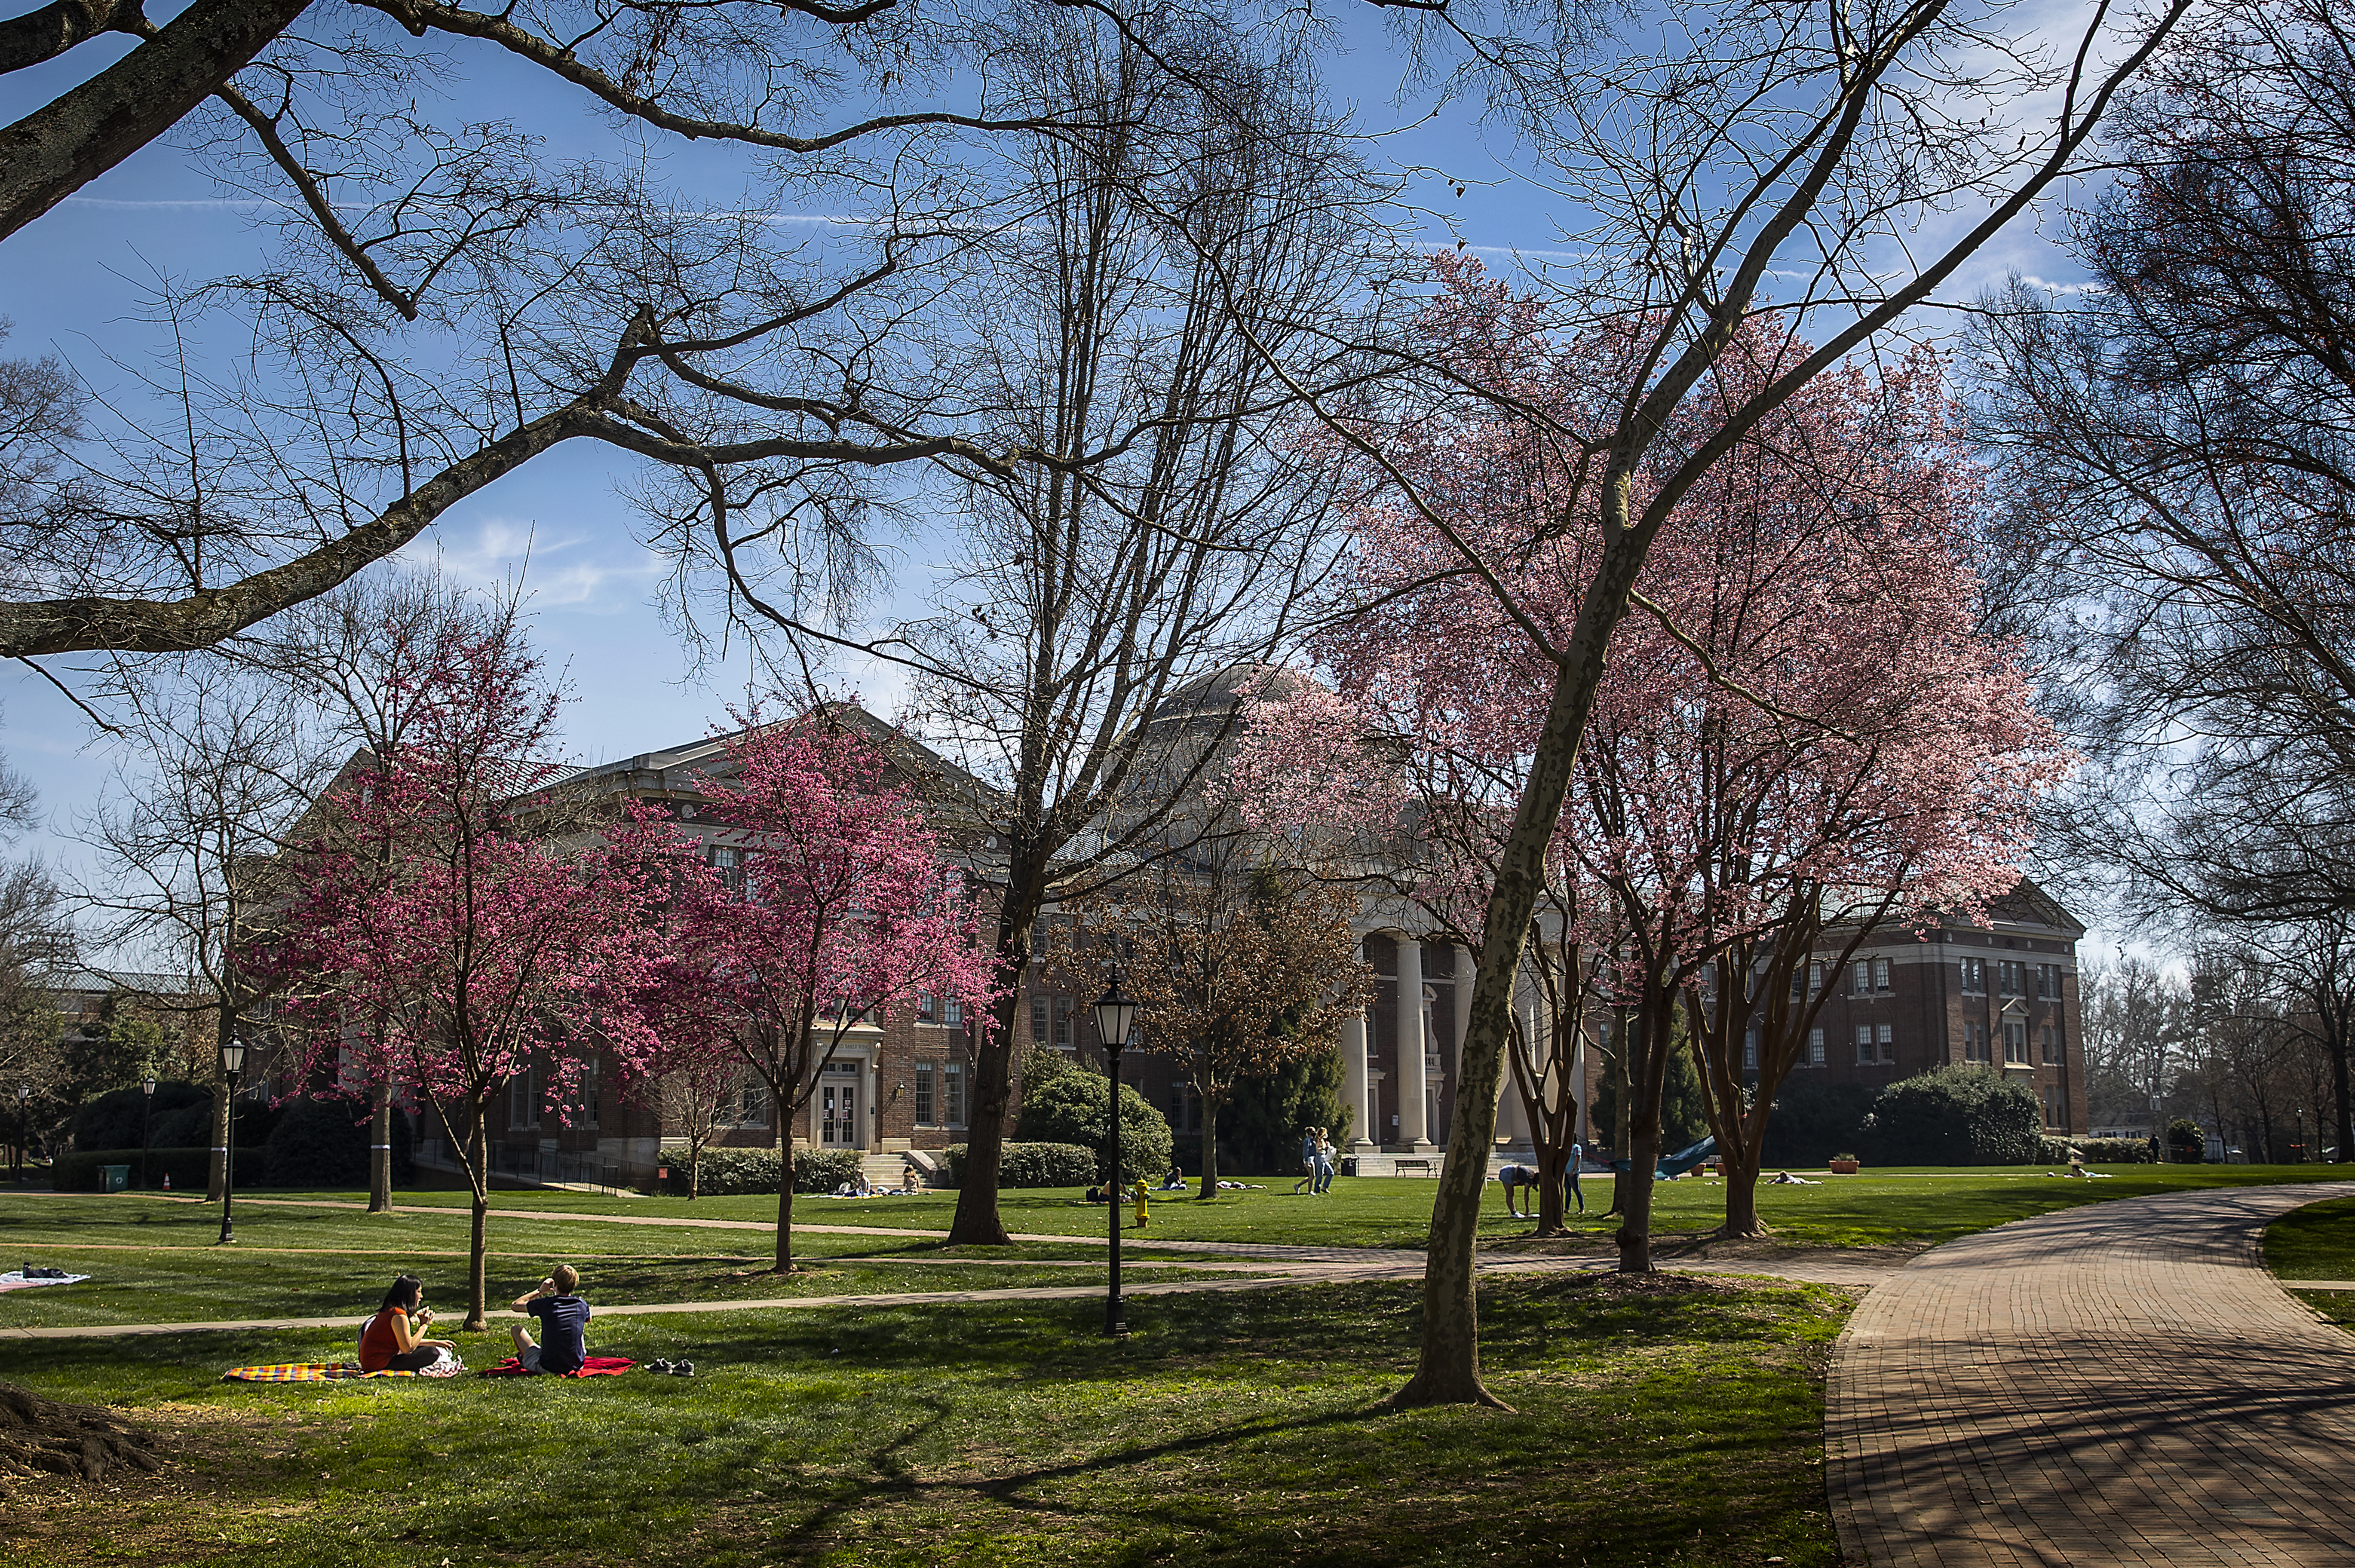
[218,1034,246,1244]
[139,1073,156,1190]
[2297,1107,2309,1165]
[1092,968,1138,1338]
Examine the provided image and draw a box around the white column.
[1569,1004,1588,1148]
[1398,934,1431,1149]
[1340,1010,1374,1152]
[862,1057,880,1153]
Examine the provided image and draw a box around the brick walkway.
[1829,1181,2355,1567]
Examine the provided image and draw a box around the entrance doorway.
[820,1066,861,1148]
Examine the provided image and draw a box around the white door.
[822,1081,859,1147]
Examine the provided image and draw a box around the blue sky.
[0,0,2113,943]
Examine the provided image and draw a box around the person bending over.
[360,1274,457,1372]
[509,1264,590,1375]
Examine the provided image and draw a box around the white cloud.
[399,516,664,614]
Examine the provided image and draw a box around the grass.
[144,1160,2355,1252]
[0,1272,1852,1568]
[0,1197,1252,1327]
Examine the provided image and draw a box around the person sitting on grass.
[359,1274,459,1373]
[509,1265,589,1375]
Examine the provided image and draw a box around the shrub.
[261,1095,370,1188]
[669,1145,866,1196]
[1762,1078,1880,1167]
[941,1141,1098,1188]
[1862,1065,2042,1165]
[70,1081,210,1152]
[2038,1136,2156,1165]
[2168,1117,2207,1163]
[1013,1056,1174,1184]
[52,1147,263,1191]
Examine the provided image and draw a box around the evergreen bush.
[2037,1135,2157,1164]
[263,1095,372,1188]
[676,1145,865,1195]
[1862,1065,2042,1165]
[70,1081,209,1152]
[53,1146,263,1191]
[2168,1117,2207,1163]
[941,1141,1098,1188]
[1012,1052,1173,1184]
[1761,1079,1879,1167]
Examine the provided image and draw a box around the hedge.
[941,1141,1098,1189]
[53,1147,263,1192]
[1862,1065,2043,1165]
[660,1145,867,1196]
[2039,1136,2159,1165]
[71,1082,211,1152]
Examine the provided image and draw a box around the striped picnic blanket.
[224,1353,465,1382]
[222,1363,413,1382]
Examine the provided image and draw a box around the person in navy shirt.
[509,1263,590,1375]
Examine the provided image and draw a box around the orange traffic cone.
[161,1173,171,1191]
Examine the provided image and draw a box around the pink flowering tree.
[272,615,685,1329]
[628,713,997,1274]
[1241,270,2066,1268]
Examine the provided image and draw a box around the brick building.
[1770,879,2090,1134]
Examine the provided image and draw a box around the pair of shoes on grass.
[646,1358,696,1376]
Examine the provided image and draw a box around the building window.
[1031,995,1074,1048]
[944,1061,967,1127]
[1963,1021,1987,1063]
[1873,958,1892,992]
[2042,1024,2063,1065]
[1807,1027,1825,1066]
[729,1078,770,1128]
[1789,967,1804,1002]
[914,1061,935,1125]
[2042,1084,2063,1128]
[1998,961,2024,996]
[579,1057,599,1129]
[2034,963,2058,999]
[1960,958,1986,995]
[1853,961,1871,997]
[1856,1025,1876,1065]
[2005,1020,2029,1065]
[1743,1028,1758,1070]
[917,993,935,1021]
[706,843,745,891]
[1877,1023,1895,1063]
[942,996,964,1026]
[508,1063,539,1130]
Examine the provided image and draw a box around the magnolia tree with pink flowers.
[273,614,686,1329]
[1238,270,2066,1275]
[624,714,996,1274]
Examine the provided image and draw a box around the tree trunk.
[367,1084,393,1213]
[773,1130,797,1272]
[949,899,1038,1245]
[1196,1089,1222,1199]
[1720,1135,1764,1237]
[1533,1141,1567,1235]
[1606,1019,1632,1217]
[2325,1004,2354,1164]
[463,1105,489,1330]
[689,1140,702,1200]
[1395,653,1612,1409]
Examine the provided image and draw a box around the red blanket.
[478,1355,634,1378]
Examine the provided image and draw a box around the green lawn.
[0,1197,1251,1327]
[132,1161,2355,1252]
[0,1273,1850,1568]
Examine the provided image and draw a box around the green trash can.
[100,1164,130,1193]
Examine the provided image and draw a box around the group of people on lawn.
[359,1265,590,1375]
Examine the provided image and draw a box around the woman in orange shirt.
[359,1274,457,1372]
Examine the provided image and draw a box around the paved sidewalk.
[1829,1181,2355,1567]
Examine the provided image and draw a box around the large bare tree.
[662,4,1383,1244]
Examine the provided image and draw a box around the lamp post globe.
[218,1035,247,1244]
[1092,969,1137,1338]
